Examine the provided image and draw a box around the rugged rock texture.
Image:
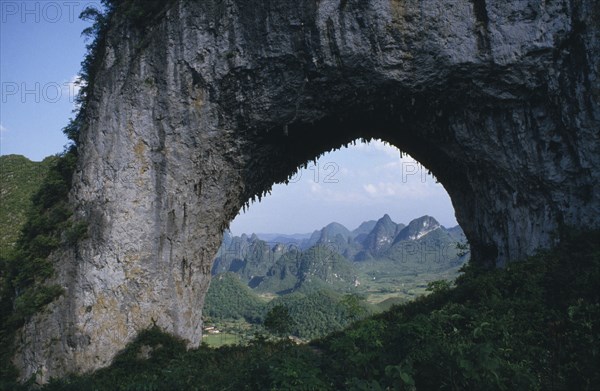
[395,215,441,242]
[15,0,599,382]
[363,214,404,254]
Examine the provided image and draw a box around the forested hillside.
[0,151,80,385]
[203,273,265,323]
[0,155,56,254]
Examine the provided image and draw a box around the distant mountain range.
[213,215,468,294]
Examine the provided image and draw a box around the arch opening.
[232,138,457,235]
[221,104,489,265]
[205,139,469,342]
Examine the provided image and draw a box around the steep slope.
[447,225,467,242]
[361,214,404,256]
[203,272,265,323]
[213,235,279,283]
[0,155,55,254]
[318,222,352,242]
[351,220,378,238]
[316,222,364,259]
[255,245,358,294]
[394,216,442,243]
[385,220,464,272]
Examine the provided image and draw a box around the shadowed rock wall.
[15,0,599,382]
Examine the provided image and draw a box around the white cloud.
[339,167,352,176]
[363,181,431,199]
[0,123,6,143]
[377,155,419,170]
[63,75,86,105]
[309,182,321,194]
[308,182,368,203]
[364,183,377,196]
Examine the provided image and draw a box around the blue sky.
[230,140,458,235]
[1,1,101,160]
[0,1,457,235]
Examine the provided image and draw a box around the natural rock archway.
[15,0,599,382]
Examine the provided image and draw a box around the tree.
[264,305,293,336]
[341,294,367,322]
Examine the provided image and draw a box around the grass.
[202,333,243,348]
[357,263,465,304]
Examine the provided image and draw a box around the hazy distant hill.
[394,215,440,242]
[351,220,378,238]
[253,245,358,294]
[361,214,405,256]
[254,232,312,244]
[212,234,278,282]
[213,215,468,295]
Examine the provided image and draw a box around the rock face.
[395,215,441,242]
[14,0,599,382]
[362,214,402,254]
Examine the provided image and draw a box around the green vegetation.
[0,1,112,380]
[268,291,371,340]
[201,333,243,348]
[0,155,56,254]
[204,273,373,341]
[203,273,265,323]
[264,305,294,336]
[35,231,600,390]
[207,218,468,343]
[0,151,81,385]
[355,259,464,303]
[213,216,467,311]
[253,245,358,294]
[1,2,597,389]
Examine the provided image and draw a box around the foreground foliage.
[0,155,56,254]
[0,150,80,386]
[37,231,599,390]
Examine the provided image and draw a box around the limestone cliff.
[15,0,599,382]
